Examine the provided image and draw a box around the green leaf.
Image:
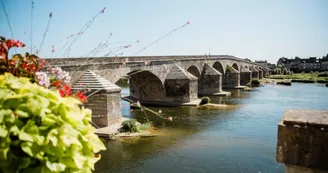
[73,152,87,169]
[46,129,58,146]
[0,73,106,172]
[18,157,32,170]
[45,161,66,172]
[19,132,34,142]
[15,109,29,118]
[21,142,33,156]
[0,125,8,137]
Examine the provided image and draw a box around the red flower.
[75,91,87,103]
[6,39,15,49]
[22,63,27,69]
[64,84,72,96]
[53,80,62,88]
[59,89,65,97]
[15,40,25,47]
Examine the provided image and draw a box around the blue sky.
[1,0,327,64]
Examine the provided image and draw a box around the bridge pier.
[129,64,201,106]
[277,110,328,173]
[222,66,240,89]
[240,67,252,86]
[72,71,122,127]
[251,68,259,79]
[258,70,263,79]
[199,63,230,96]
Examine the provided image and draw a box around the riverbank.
[269,72,328,83]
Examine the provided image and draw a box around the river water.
[95,83,328,173]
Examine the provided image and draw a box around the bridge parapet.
[46,55,270,70]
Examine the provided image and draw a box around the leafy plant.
[0,36,87,103]
[0,73,106,173]
[119,119,139,133]
[251,78,260,87]
[200,97,211,105]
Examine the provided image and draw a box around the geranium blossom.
[36,72,50,87]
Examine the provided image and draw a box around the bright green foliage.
[0,73,106,173]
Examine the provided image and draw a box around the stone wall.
[165,79,192,102]
[86,92,122,127]
[222,72,240,89]
[47,56,271,85]
[252,70,259,79]
[240,71,252,86]
[259,70,263,79]
[199,64,223,95]
[277,110,328,173]
[128,64,199,106]
[129,71,165,101]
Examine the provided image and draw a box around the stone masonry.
[276,110,328,173]
[252,68,259,79]
[72,70,122,127]
[129,64,199,106]
[240,66,252,86]
[198,63,223,95]
[222,66,240,89]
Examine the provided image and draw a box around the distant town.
[255,54,328,73]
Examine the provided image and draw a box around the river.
[95,83,328,173]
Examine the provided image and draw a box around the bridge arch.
[232,63,239,71]
[129,70,165,100]
[187,65,201,78]
[213,62,225,75]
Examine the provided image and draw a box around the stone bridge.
[47,55,271,106]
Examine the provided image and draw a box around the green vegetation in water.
[251,78,260,87]
[119,119,152,133]
[0,73,106,173]
[269,72,328,83]
[120,119,139,132]
[200,97,211,105]
[277,81,292,86]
